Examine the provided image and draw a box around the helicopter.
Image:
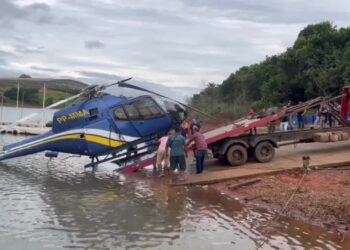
[0,77,208,170]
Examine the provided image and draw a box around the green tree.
[189,22,350,118]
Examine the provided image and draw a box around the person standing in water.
[156,131,172,176]
[166,127,187,181]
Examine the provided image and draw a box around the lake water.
[0,106,58,124]
[0,134,349,249]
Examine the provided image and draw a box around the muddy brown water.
[0,134,349,249]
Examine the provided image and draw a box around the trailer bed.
[204,114,283,145]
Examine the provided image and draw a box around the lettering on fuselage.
[57,110,90,123]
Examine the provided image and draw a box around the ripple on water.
[0,134,349,249]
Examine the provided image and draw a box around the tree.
[189,22,350,117]
[19,74,31,78]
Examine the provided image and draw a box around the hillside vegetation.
[0,76,87,107]
[190,22,350,118]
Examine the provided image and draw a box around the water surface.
[0,134,349,249]
[0,106,57,124]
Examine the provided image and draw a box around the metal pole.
[0,93,3,124]
[42,82,46,127]
[20,89,25,119]
[16,81,20,120]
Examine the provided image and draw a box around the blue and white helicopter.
[0,78,206,171]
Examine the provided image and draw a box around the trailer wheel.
[254,141,275,163]
[226,145,248,166]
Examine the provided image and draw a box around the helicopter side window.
[135,98,164,119]
[89,108,98,120]
[124,104,140,120]
[114,107,128,120]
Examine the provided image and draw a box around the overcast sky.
[1,0,350,95]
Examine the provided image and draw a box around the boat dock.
[0,123,50,135]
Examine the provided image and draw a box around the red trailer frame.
[120,87,350,172]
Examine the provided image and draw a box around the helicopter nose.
[163,100,187,124]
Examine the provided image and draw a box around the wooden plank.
[172,160,350,186]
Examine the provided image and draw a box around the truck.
[118,87,350,173]
[203,87,350,166]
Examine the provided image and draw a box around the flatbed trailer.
[117,87,350,172]
[206,125,350,166]
[202,86,350,166]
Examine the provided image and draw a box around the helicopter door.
[124,97,171,137]
[113,106,140,141]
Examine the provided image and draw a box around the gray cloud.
[74,70,197,101]
[76,71,122,81]
[84,40,105,49]
[30,65,60,73]
[15,45,46,54]
[1,0,350,95]
[0,1,25,20]
[0,49,17,58]
[26,3,51,12]
[182,0,350,24]
[0,0,52,25]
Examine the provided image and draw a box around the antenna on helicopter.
[116,81,213,119]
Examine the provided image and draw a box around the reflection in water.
[0,134,349,249]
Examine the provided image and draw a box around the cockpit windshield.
[114,97,165,120]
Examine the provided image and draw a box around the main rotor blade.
[102,77,133,90]
[118,82,213,119]
[44,78,132,110]
[8,113,39,128]
[45,93,81,109]
[6,90,82,127]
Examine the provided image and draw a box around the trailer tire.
[226,145,248,166]
[254,141,275,163]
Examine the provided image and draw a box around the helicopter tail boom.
[0,130,81,161]
[0,127,134,162]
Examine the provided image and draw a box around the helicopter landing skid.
[84,142,157,171]
[113,151,157,173]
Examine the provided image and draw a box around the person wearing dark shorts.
[170,155,186,171]
[166,127,187,181]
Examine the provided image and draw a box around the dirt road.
[180,140,350,186]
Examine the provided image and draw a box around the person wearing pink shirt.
[156,131,172,176]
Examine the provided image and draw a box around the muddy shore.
[211,168,350,236]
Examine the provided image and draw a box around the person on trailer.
[320,104,329,128]
[268,112,276,133]
[297,102,306,129]
[314,108,321,126]
[328,112,333,127]
[156,130,172,177]
[166,127,187,181]
[286,100,293,129]
[280,107,289,131]
[248,108,258,134]
[247,108,256,119]
[187,125,208,174]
